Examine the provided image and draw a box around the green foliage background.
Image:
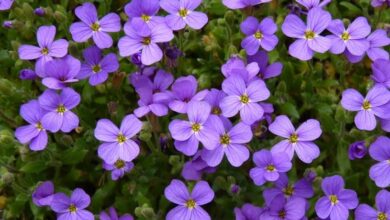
[0,0,389,219]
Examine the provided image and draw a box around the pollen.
[254,31,263,40]
[240,95,250,104]
[278,210,286,218]
[212,107,221,115]
[68,204,77,212]
[41,47,49,55]
[378,212,387,220]
[36,122,44,131]
[329,195,338,205]
[341,31,350,41]
[266,165,275,172]
[141,14,151,22]
[117,134,127,143]
[362,100,371,110]
[185,199,196,209]
[142,37,151,45]
[92,65,101,73]
[289,133,298,143]
[179,8,188,17]
[191,123,201,132]
[304,30,315,40]
[56,105,66,114]
[283,186,294,196]
[220,134,231,145]
[114,159,125,169]
[91,22,100,32]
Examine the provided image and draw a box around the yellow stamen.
[36,122,44,131]
[283,186,294,196]
[289,133,298,143]
[191,123,201,132]
[41,47,49,55]
[341,31,350,41]
[266,165,275,172]
[56,105,66,114]
[141,14,151,22]
[117,134,126,143]
[304,30,315,40]
[220,134,230,145]
[254,31,263,40]
[68,204,77,212]
[91,22,100,32]
[240,95,250,104]
[185,199,196,209]
[378,212,387,220]
[179,8,188,17]
[142,37,151,45]
[329,195,338,205]
[114,160,125,169]
[362,100,371,110]
[92,65,101,73]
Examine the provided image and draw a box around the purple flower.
[234,204,264,220]
[204,89,226,116]
[38,88,80,133]
[355,190,390,220]
[118,20,174,65]
[50,188,94,220]
[369,136,390,188]
[372,59,390,88]
[103,160,134,181]
[42,55,80,90]
[296,0,331,10]
[240,16,278,55]
[247,50,283,80]
[260,197,307,220]
[125,0,164,28]
[380,118,390,132]
[94,114,143,164]
[100,207,134,220]
[164,179,214,220]
[327,17,371,56]
[130,52,142,66]
[132,69,174,93]
[134,87,169,117]
[32,181,54,207]
[282,8,332,61]
[221,57,259,83]
[201,116,252,167]
[77,46,119,86]
[2,20,12,28]
[371,0,390,7]
[15,100,48,151]
[169,101,218,156]
[315,175,358,220]
[69,2,121,49]
[160,0,208,31]
[19,69,38,80]
[168,75,208,113]
[268,115,322,163]
[181,152,216,181]
[249,149,292,186]
[348,141,367,160]
[222,0,271,9]
[263,173,314,207]
[220,75,270,125]
[341,85,390,131]
[34,7,45,16]
[18,25,69,77]
[0,0,14,10]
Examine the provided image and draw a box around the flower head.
[0,0,14,10]
[355,190,390,220]
[372,59,390,89]
[315,175,358,220]
[371,0,390,7]
[369,136,390,188]
[19,69,38,80]
[125,0,164,28]
[249,149,292,186]
[42,55,81,90]
[164,179,214,220]
[50,188,94,220]
[222,0,271,9]
[134,87,169,117]
[103,160,134,181]
[348,141,367,160]
[247,50,283,80]
[268,115,322,163]
[69,2,121,49]
[100,207,134,220]
[32,181,54,207]
[260,197,307,220]
[181,152,217,181]
[234,203,264,220]
[296,0,332,10]
[95,114,143,164]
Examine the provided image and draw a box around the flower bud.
[34,7,45,16]
[19,69,37,80]
[348,141,367,160]
[2,20,13,29]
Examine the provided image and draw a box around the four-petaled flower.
[368,136,390,188]
[355,189,390,220]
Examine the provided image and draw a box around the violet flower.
[282,8,332,61]
[260,197,307,220]
[355,190,390,220]
[372,59,390,88]
[181,152,216,181]
[19,69,38,80]
[100,207,134,220]
[94,114,143,164]
[268,115,322,163]
[0,0,14,10]
[78,46,119,86]
[371,0,390,7]
[240,16,278,55]
[369,136,390,188]
[348,141,367,160]
[234,204,264,220]
[164,179,214,220]
[160,0,208,31]
[222,0,271,9]
[32,181,54,207]
[70,2,121,49]
[247,50,283,80]
[18,25,68,77]
[296,0,332,10]
[15,100,48,151]
[103,160,134,181]
[134,87,169,117]
[124,0,164,28]
[42,55,80,90]
[249,149,292,186]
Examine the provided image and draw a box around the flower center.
[362,100,371,110]
[142,37,151,45]
[117,134,127,143]
[41,47,49,55]
[191,123,201,132]
[36,122,44,131]
[92,65,101,73]
[220,134,231,145]
[91,22,100,32]
[240,95,250,104]
[114,159,125,169]
[141,14,151,22]
[179,8,188,17]
[289,133,298,143]
[329,195,338,205]
[56,105,66,114]
[378,212,387,220]
[278,210,286,218]
[283,185,294,196]
[68,204,77,213]
[254,31,263,40]
[185,199,196,209]
[304,30,315,40]
[212,107,221,115]
[266,165,275,172]
[341,31,350,41]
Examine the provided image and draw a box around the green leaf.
[61,147,88,165]
[279,103,300,119]
[20,161,47,173]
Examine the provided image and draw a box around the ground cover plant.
[0,0,390,219]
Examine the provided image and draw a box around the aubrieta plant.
[0,0,389,219]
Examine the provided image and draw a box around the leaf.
[279,103,300,119]
[20,161,47,173]
[61,147,88,165]
[339,2,362,16]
